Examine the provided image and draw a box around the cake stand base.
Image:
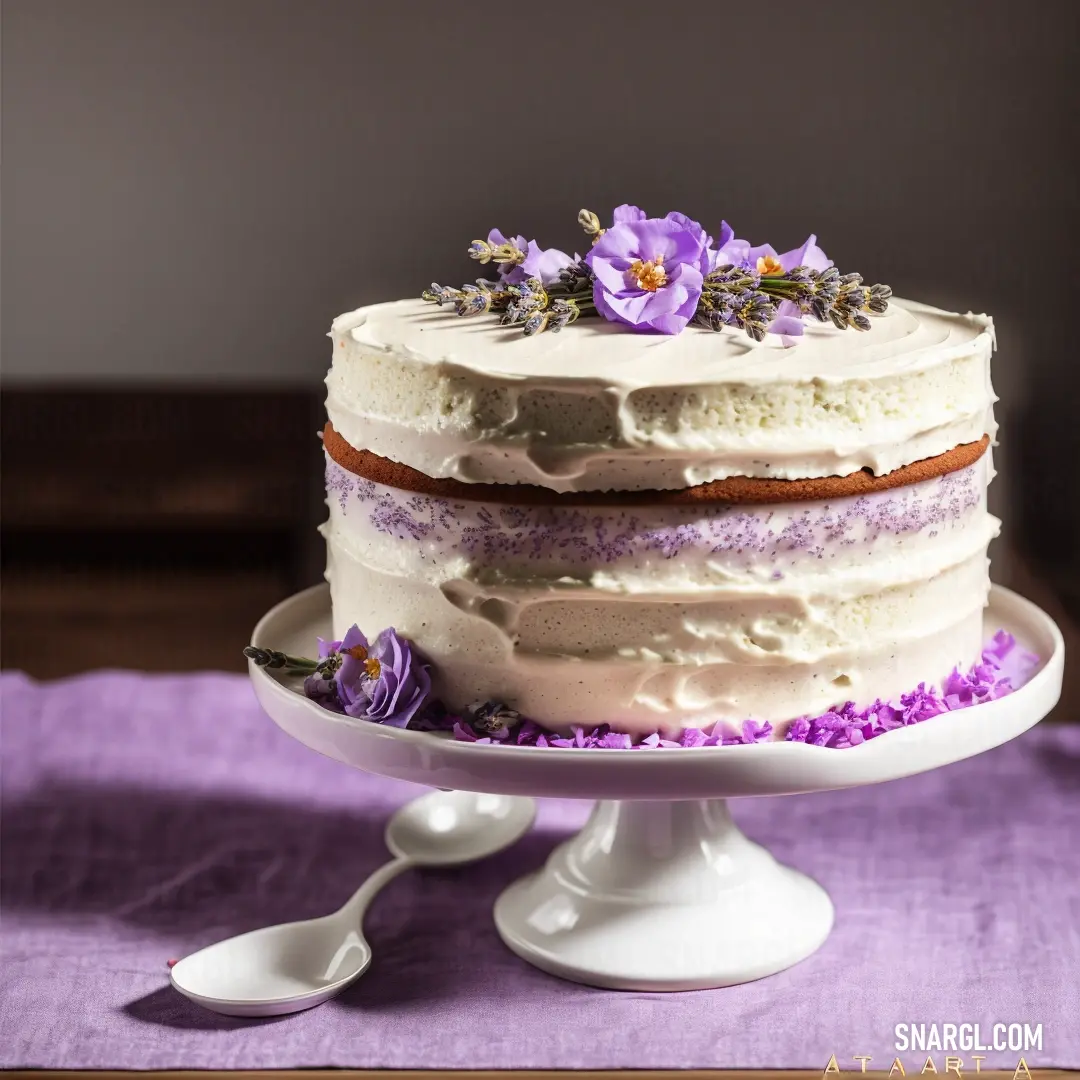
[494,798,832,990]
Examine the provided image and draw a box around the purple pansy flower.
[345,626,432,728]
[586,210,711,335]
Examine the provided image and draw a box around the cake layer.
[322,452,999,737]
[323,422,990,506]
[326,297,996,493]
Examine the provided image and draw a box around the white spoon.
[170,789,536,1017]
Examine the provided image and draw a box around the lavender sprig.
[754,266,893,330]
[557,257,592,293]
[697,265,777,341]
[244,645,339,678]
[422,281,513,318]
[467,238,526,267]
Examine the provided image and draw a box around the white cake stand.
[248,583,1063,991]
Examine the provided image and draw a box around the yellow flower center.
[628,254,667,291]
[345,644,368,661]
[364,657,382,679]
[756,254,784,277]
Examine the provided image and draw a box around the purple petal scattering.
[284,627,1039,752]
[443,630,1036,750]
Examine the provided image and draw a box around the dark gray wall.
[3,0,1078,566]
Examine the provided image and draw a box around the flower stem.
[243,646,320,675]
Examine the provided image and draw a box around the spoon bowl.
[170,789,535,1016]
[386,789,537,866]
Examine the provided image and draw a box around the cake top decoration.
[423,204,892,341]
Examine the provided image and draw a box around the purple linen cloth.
[1,669,1078,1070]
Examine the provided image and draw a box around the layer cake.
[320,295,998,740]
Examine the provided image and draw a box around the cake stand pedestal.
[249,584,1063,991]
[493,798,833,989]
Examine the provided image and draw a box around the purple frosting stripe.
[326,458,982,571]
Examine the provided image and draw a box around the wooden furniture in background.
[1,388,323,676]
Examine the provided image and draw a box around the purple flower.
[508,240,575,287]
[764,235,833,342]
[612,203,646,224]
[586,213,710,335]
[346,627,432,728]
[706,229,833,343]
[726,233,833,276]
[780,234,831,273]
[708,220,749,272]
[316,635,341,657]
[610,205,711,242]
[485,228,574,288]
[333,625,373,713]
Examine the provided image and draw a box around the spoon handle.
[337,857,413,925]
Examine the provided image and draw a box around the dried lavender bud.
[456,283,491,317]
[468,239,493,263]
[723,291,776,341]
[243,646,321,675]
[422,283,462,306]
[467,700,522,736]
[468,238,525,266]
[577,208,603,237]
[557,259,592,293]
[867,283,892,313]
[549,297,580,332]
[522,309,549,336]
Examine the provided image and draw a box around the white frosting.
[326,297,996,492]
[322,456,998,737]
